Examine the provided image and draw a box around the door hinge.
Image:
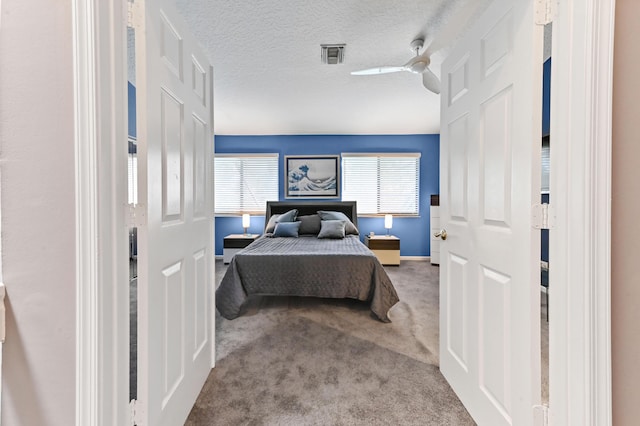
[127,0,143,29]
[533,404,549,426]
[129,399,138,426]
[127,204,147,228]
[535,0,556,25]
[532,203,555,230]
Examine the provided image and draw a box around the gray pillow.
[296,214,322,235]
[264,214,281,233]
[317,210,359,235]
[317,219,346,239]
[273,221,301,238]
[264,209,298,233]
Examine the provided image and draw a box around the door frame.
[549,0,614,424]
[73,0,130,424]
[72,1,615,425]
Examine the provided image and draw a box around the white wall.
[0,0,77,424]
[612,1,640,425]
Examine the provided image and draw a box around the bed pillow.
[317,219,346,239]
[264,209,298,233]
[264,214,281,234]
[317,210,359,235]
[273,221,301,238]
[296,214,322,235]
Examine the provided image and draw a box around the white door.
[134,0,214,424]
[439,0,542,425]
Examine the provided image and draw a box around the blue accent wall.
[128,82,137,139]
[541,193,549,262]
[541,58,551,262]
[215,134,440,257]
[542,58,551,136]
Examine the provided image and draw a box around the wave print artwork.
[286,157,339,197]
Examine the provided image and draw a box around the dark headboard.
[264,201,358,229]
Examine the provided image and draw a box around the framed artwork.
[285,155,340,198]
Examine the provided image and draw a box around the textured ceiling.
[172,0,486,135]
[129,1,550,135]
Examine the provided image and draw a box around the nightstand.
[365,235,400,266]
[223,234,259,264]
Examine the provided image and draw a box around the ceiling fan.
[351,38,441,94]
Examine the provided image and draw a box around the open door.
[439,0,543,424]
[133,0,214,424]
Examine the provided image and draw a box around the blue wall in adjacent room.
[128,81,137,139]
[541,57,551,262]
[542,57,551,136]
[215,134,440,257]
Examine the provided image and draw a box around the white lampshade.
[242,214,251,230]
[384,214,393,229]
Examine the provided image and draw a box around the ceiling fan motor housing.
[409,38,425,52]
[407,56,430,73]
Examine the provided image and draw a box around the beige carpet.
[185,260,474,425]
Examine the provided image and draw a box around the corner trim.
[72,0,99,423]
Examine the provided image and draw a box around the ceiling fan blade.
[351,66,405,76]
[422,68,441,94]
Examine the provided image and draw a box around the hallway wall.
[612,1,640,424]
[0,0,77,424]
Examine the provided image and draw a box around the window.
[128,138,138,205]
[342,153,420,215]
[214,154,279,215]
[541,136,550,193]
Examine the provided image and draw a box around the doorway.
[127,25,139,405]
[72,0,614,423]
[540,22,552,405]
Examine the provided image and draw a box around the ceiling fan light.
[409,62,428,73]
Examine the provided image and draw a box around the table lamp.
[242,214,251,235]
[384,214,393,236]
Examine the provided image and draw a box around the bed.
[215,201,400,322]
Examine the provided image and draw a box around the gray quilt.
[216,235,400,322]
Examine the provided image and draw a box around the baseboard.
[216,255,431,262]
[400,256,430,261]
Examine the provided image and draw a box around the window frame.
[341,152,421,217]
[214,153,279,216]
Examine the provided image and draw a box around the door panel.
[448,115,469,221]
[447,253,469,369]
[440,0,542,425]
[160,89,184,222]
[134,0,214,424]
[481,89,512,226]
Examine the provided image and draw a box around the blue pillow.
[264,209,298,233]
[317,220,346,239]
[317,210,359,235]
[273,221,301,237]
[278,208,298,223]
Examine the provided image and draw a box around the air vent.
[321,44,345,64]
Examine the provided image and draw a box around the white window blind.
[214,154,279,214]
[342,153,420,215]
[128,138,138,205]
[541,136,550,192]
